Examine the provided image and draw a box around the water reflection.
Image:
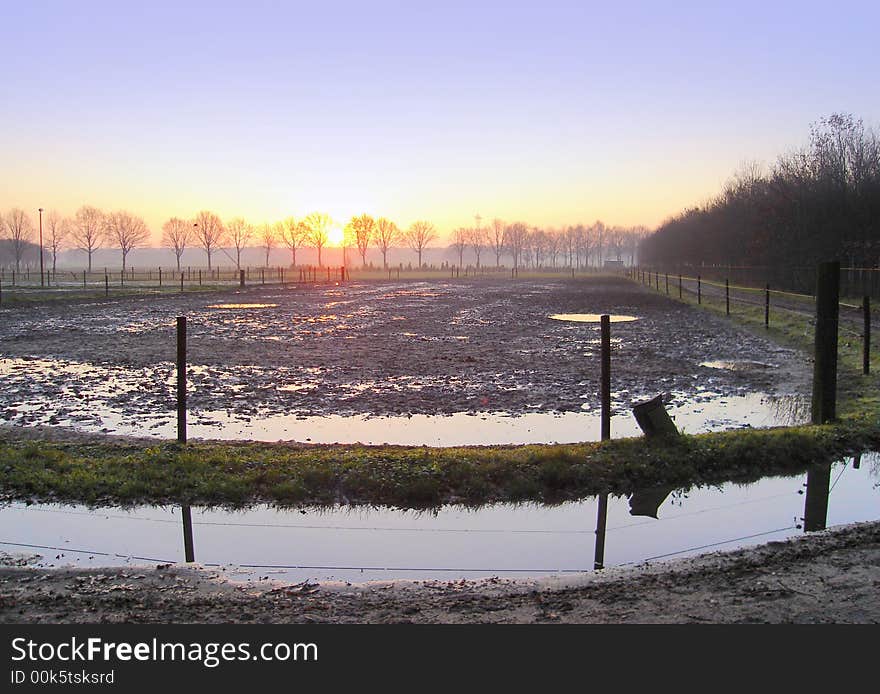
[550,313,638,323]
[2,455,876,583]
[803,464,831,532]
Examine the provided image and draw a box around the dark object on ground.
[633,394,679,437]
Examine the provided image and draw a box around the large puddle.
[0,388,805,444]
[2,455,876,583]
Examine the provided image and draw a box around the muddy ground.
[0,277,809,434]
[2,521,878,623]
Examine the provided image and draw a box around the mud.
[0,277,809,435]
[2,520,878,623]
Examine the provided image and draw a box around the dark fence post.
[158,267,162,287]
[864,295,871,375]
[600,314,611,441]
[812,261,839,424]
[595,313,612,570]
[177,316,187,442]
[240,269,246,288]
[180,273,184,292]
[665,272,669,294]
[697,275,701,304]
[104,274,108,296]
[725,278,730,316]
[678,274,682,299]
[764,284,770,328]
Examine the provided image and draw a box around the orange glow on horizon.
[327,226,345,246]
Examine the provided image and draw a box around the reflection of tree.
[769,395,811,425]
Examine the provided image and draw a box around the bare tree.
[349,214,375,268]
[279,217,307,267]
[504,222,529,271]
[404,220,437,268]
[259,223,277,267]
[45,210,68,274]
[72,205,104,272]
[225,217,252,270]
[4,208,34,271]
[193,210,225,269]
[303,212,332,267]
[450,227,468,268]
[468,226,488,268]
[162,217,192,270]
[489,217,506,267]
[545,228,562,268]
[374,217,400,269]
[104,211,149,271]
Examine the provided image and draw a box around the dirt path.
[2,521,878,623]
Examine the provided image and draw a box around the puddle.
[2,455,876,583]
[701,360,773,371]
[550,314,638,323]
[0,392,807,445]
[207,303,279,309]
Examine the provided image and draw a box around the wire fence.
[631,266,873,375]
[647,264,880,300]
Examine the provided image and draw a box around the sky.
[2,0,879,244]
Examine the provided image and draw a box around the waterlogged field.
[0,276,810,442]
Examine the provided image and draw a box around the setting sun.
[327,226,345,246]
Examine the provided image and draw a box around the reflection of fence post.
[181,505,195,563]
[812,261,839,424]
[803,464,831,532]
[863,296,871,375]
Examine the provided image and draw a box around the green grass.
[1,422,875,510]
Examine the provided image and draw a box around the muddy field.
[2,521,878,623]
[0,277,809,434]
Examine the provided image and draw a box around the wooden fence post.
[863,295,871,375]
[812,261,839,424]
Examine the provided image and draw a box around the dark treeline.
[641,114,880,272]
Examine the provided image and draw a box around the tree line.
[640,114,880,271]
[1,205,649,272]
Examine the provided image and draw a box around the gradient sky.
[2,0,879,243]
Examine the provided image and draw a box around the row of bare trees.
[162,213,439,270]
[448,219,648,270]
[3,205,648,273]
[0,206,149,273]
[640,114,880,272]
